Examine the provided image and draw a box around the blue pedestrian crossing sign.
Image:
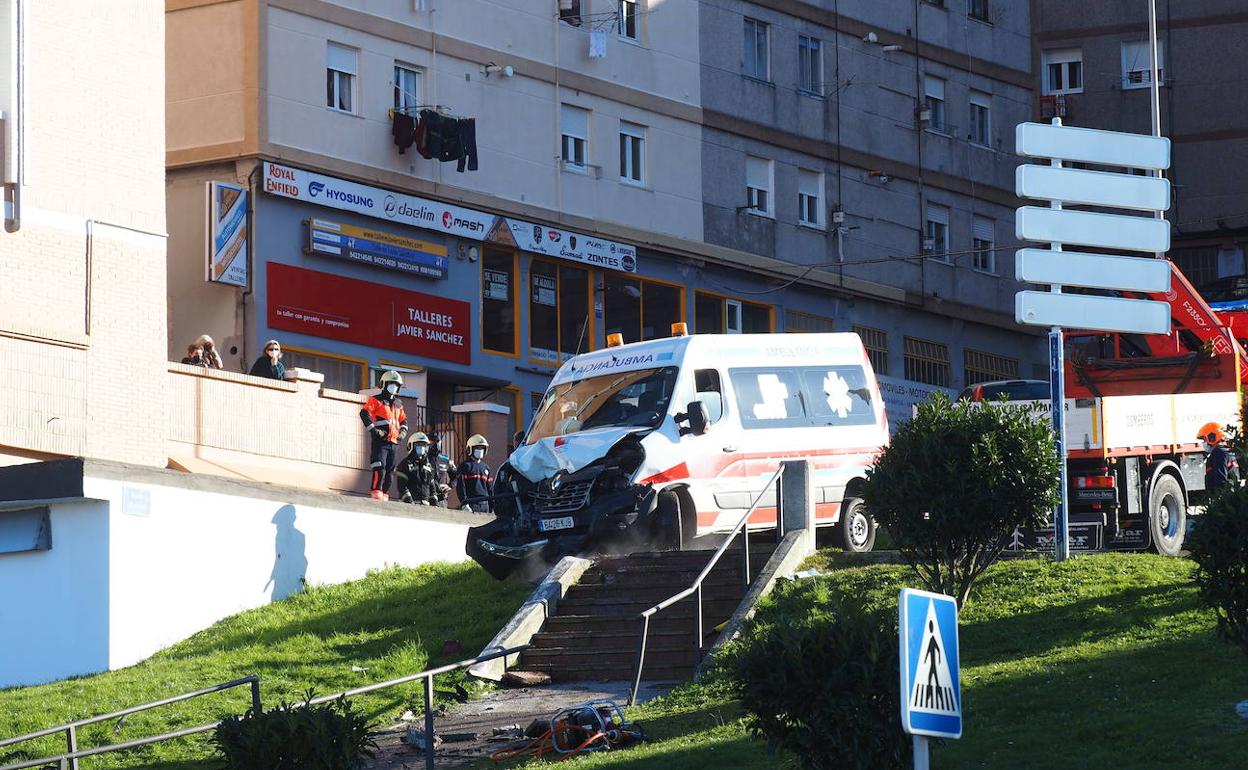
[899,588,962,739]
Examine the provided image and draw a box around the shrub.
[863,393,1060,607]
[212,692,377,770]
[1188,483,1248,656]
[728,579,909,770]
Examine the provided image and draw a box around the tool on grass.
[488,700,644,762]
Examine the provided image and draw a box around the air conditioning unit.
[921,237,936,252]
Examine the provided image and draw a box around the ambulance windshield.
[527,367,678,444]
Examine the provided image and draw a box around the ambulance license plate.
[538,516,575,532]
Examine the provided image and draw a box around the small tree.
[1188,483,1248,656]
[863,393,1060,607]
[730,580,910,770]
[212,693,377,770]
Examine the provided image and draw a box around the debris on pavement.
[501,669,551,687]
[402,726,442,752]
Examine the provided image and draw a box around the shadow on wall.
[266,504,308,601]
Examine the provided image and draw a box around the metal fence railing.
[0,645,527,770]
[628,466,785,706]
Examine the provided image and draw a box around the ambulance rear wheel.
[1149,474,1185,557]
[839,497,876,553]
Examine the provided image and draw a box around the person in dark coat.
[428,432,454,502]
[1198,422,1240,493]
[181,343,207,367]
[455,434,493,513]
[249,339,286,380]
[396,432,440,505]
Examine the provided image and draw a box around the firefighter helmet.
[379,370,404,387]
[408,431,430,449]
[1197,422,1225,444]
[466,434,489,450]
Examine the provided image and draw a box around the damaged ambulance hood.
[508,427,648,482]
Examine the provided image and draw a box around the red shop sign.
[267,262,470,365]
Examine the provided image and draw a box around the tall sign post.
[1015,121,1173,560]
[900,589,962,769]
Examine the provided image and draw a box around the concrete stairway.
[515,544,774,682]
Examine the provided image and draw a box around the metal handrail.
[629,466,785,705]
[0,645,528,770]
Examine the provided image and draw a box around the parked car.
[957,379,1051,403]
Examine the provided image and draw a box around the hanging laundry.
[456,118,479,172]
[589,30,607,59]
[392,112,416,154]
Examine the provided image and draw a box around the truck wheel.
[1149,474,1186,557]
[838,497,876,552]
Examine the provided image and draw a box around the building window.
[743,18,769,81]
[394,64,422,113]
[1170,246,1219,290]
[326,43,357,113]
[798,35,822,95]
[482,248,517,355]
[602,273,684,344]
[924,76,946,132]
[969,91,991,146]
[619,121,645,185]
[283,347,366,393]
[798,169,823,228]
[529,260,591,365]
[969,0,990,22]
[964,349,1019,386]
[560,104,589,171]
[618,0,639,41]
[746,155,773,217]
[854,325,889,376]
[559,0,581,26]
[904,337,950,387]
[1122,40,1165,89]
[925,205,950,261]
[972,216,995,272]
[1042,48,1083,95]
[695,292,772,334]
[786,309,835,333]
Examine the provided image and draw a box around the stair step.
[529,630,707,652]
[562,583,746,606]
[556,596,742,618]
[542,615,696,635]
[520,646,700,669]
[513,663,697,683]
[579,567,757,588]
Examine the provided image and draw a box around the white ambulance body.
[481,332,889,563]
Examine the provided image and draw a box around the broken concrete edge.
[694,529,813,680]
[468,555,594,681]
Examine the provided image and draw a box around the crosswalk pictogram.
[900,588,962,739]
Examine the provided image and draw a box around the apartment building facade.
[1033,0,1248,293]
[0,0,169,468]
[700,0,1045,400]
[166,0,1045,439]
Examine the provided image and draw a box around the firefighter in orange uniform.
[1197,422,1240,494]
[360,370,409,500]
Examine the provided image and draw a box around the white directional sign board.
[900,588,962,739]
[1016,207,1171,253]
[1014,120,1172,335]
[1016,249,1171,293]
[1017,292,1171,334]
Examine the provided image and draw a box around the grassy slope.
[0,563,530,770]
[534,554,1248,770]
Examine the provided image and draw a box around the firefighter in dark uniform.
[1198,422,1240,493]
[359,370,408,501]
[428,432,454,504]
[396,432,440,505]
[455,434,493,512]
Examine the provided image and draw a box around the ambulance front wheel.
[653,490,694,551]
[839,497,876,552]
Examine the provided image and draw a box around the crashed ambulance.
[466,330,890,579]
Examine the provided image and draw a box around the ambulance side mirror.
[677,401,709,437]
